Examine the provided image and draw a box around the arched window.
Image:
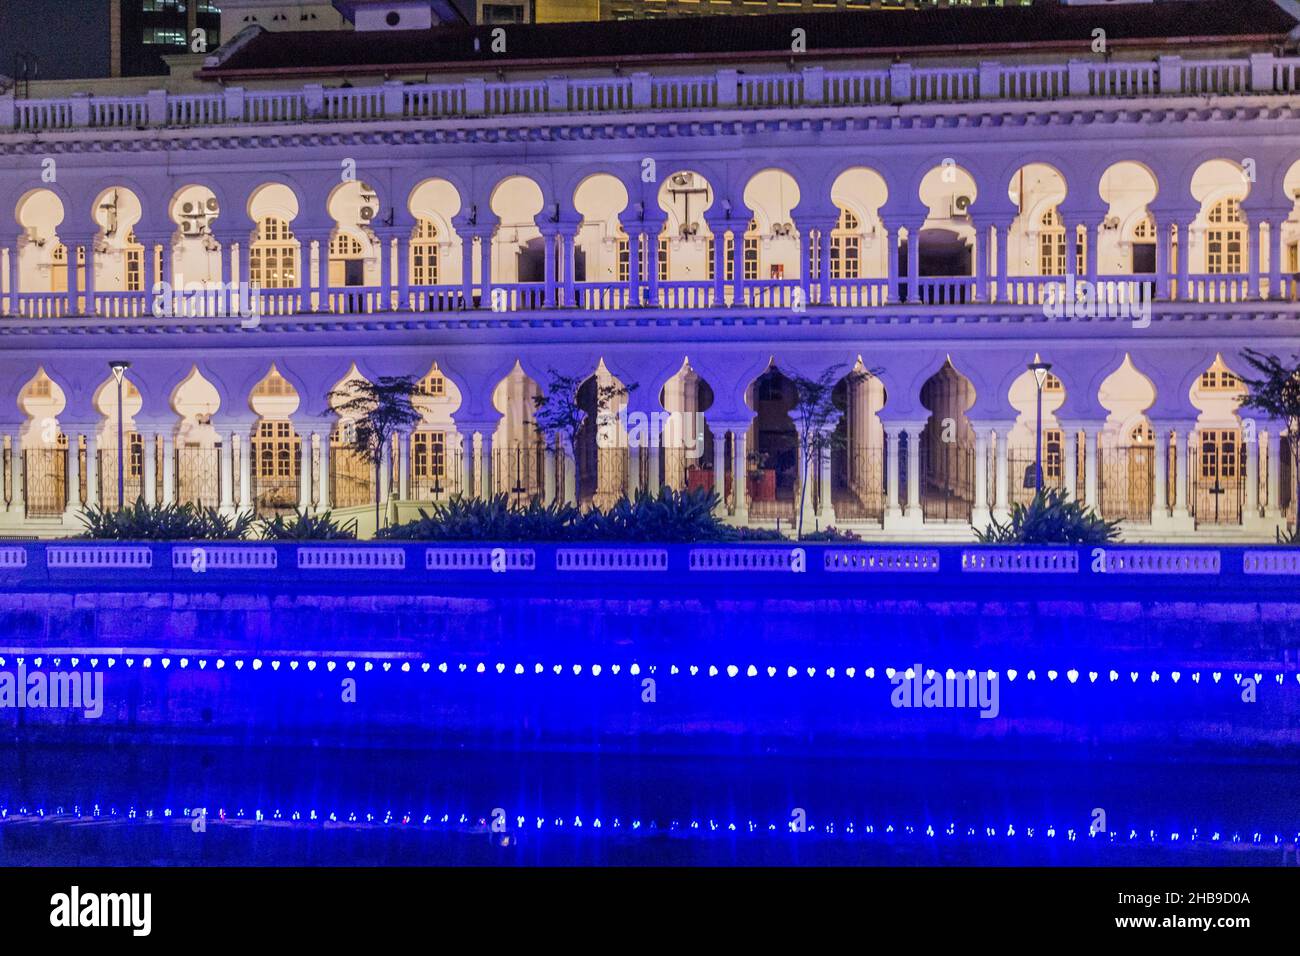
[1205,198,1245,274]
[250,217,298,289]
[1038,210,1066,276]
[410,219,439,286]
[125,231,144,292]
[831,208,862,280]
[328,231,365,287]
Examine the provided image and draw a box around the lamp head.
[1028,361,1052,390]
[109,360,131,384]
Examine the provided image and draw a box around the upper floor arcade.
[6,148,1300,323]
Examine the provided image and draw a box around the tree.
[786,363,874,540]
[1237,348,1300,532]
[532,369,635,506]
[326,375,422,533]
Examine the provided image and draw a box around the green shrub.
[258,508,357,540]
[78,500,256,540]
[799,526,862,543]
[975,488,1120,545]
[379,495,582,541]
[583,488,725,542]
[380,488,731,542]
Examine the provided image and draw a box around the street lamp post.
[1028,360,1052,492]
[109,360,130,509]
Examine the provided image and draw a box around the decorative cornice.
[2,96,1296,155]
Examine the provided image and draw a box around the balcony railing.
[1,268,1282,322]
[3,52,1296,135]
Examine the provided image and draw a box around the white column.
[1152,426,1169,522]
[1245,431,1260,521]
[378,437,391,505]
[85,433,99,510]
[161,434,175,506]
[220,433,234,511]
[317,434,331,510]
[732,429,749,523]
[972,428,990,527]
[298,431,313,510]
[562,434,576,505]
[712,429,726,512]
[479,432,493,498]
[142,432,157,506]
[1172,426,1191,521]
[626,444,640,498]
[1083,427,1099,510]
[398,432,410,501]
[994,429,1010,520]
[647,445,661,497]
[544,438,557,505]
[1265,430,1282,520]
[459,430,475,498]
[1063,429,1079,500]
[11,437,24,515]
[62,431,82,520]
[817,437,833,524]
[238,433,252,510]
[905,429,921,519]
[885,426,902,520]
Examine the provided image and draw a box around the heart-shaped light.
[382,662,391,672]
[459,663,468,673]
[846,667,856,678]
[514,664,524,675]
[271,660,280,671]
[161,658,171,669]
[767,666,776,677]
[89,658,98,667]
[475,663,485,673]
[611,665,620,675]
[1007,669,1017,681]
[1026,670,1036,681]
[366,662,375,672]
[1130,672,1139,683]
[727,665,738,678]
[400,662,409,673]
[328,661,337,672]
[1213,672,1221,683]
[1067,669,1079,684]
[1171,671,1180,683]
[707,666,717,677]
[1088,671,1098,683]
[807,667,816,678]
[347,661,357,671]
[1048,670,1058,682]
[1150,671,1159,682]
[689,666,699,676]
[787,666,797,678]
[108,658,116,668]
[592,665,602,676]
[199,660,208,669]
[180,658,189,669]
[1109,670,1118,681]
[670,665,679,675]
[420,663,428,673]
[234,660,243,670]
[251,659,261,671]
[572,664,582,675]
[865,667,875,679]
[216,660,225,670]
[885,668,895,680]
[747,665,757,677]
[310,661,319,671]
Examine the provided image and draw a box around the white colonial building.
[1,0,1299,538]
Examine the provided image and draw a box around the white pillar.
[712,429,726,513]
[85,433,99,510]
[626,444,640,498]
[544,438,557,505]
[479,432,493,498]
[398,433,410,501]
[161,434,175,506]
[972,428,990,527]
[317,434,331,511]
[647,445,661,497]
[905,429,921,519]
[885,426,902,520]
[142,432,157,506]
[238,433,252,510]
[220,433,234,511]
[732,429,749,523]
[1265,430,1282,520]
[1063,429,1078,500]
[817,437,833,525]
[1172,426,1191,521]
[559,435,574,505]
[459,430,475,498]
[994,429,1010,520]
[1245,431,1260,520]
[1083,427,1099,510]
[298,431,313,510]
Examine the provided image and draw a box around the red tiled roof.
[199,0,1297,80]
